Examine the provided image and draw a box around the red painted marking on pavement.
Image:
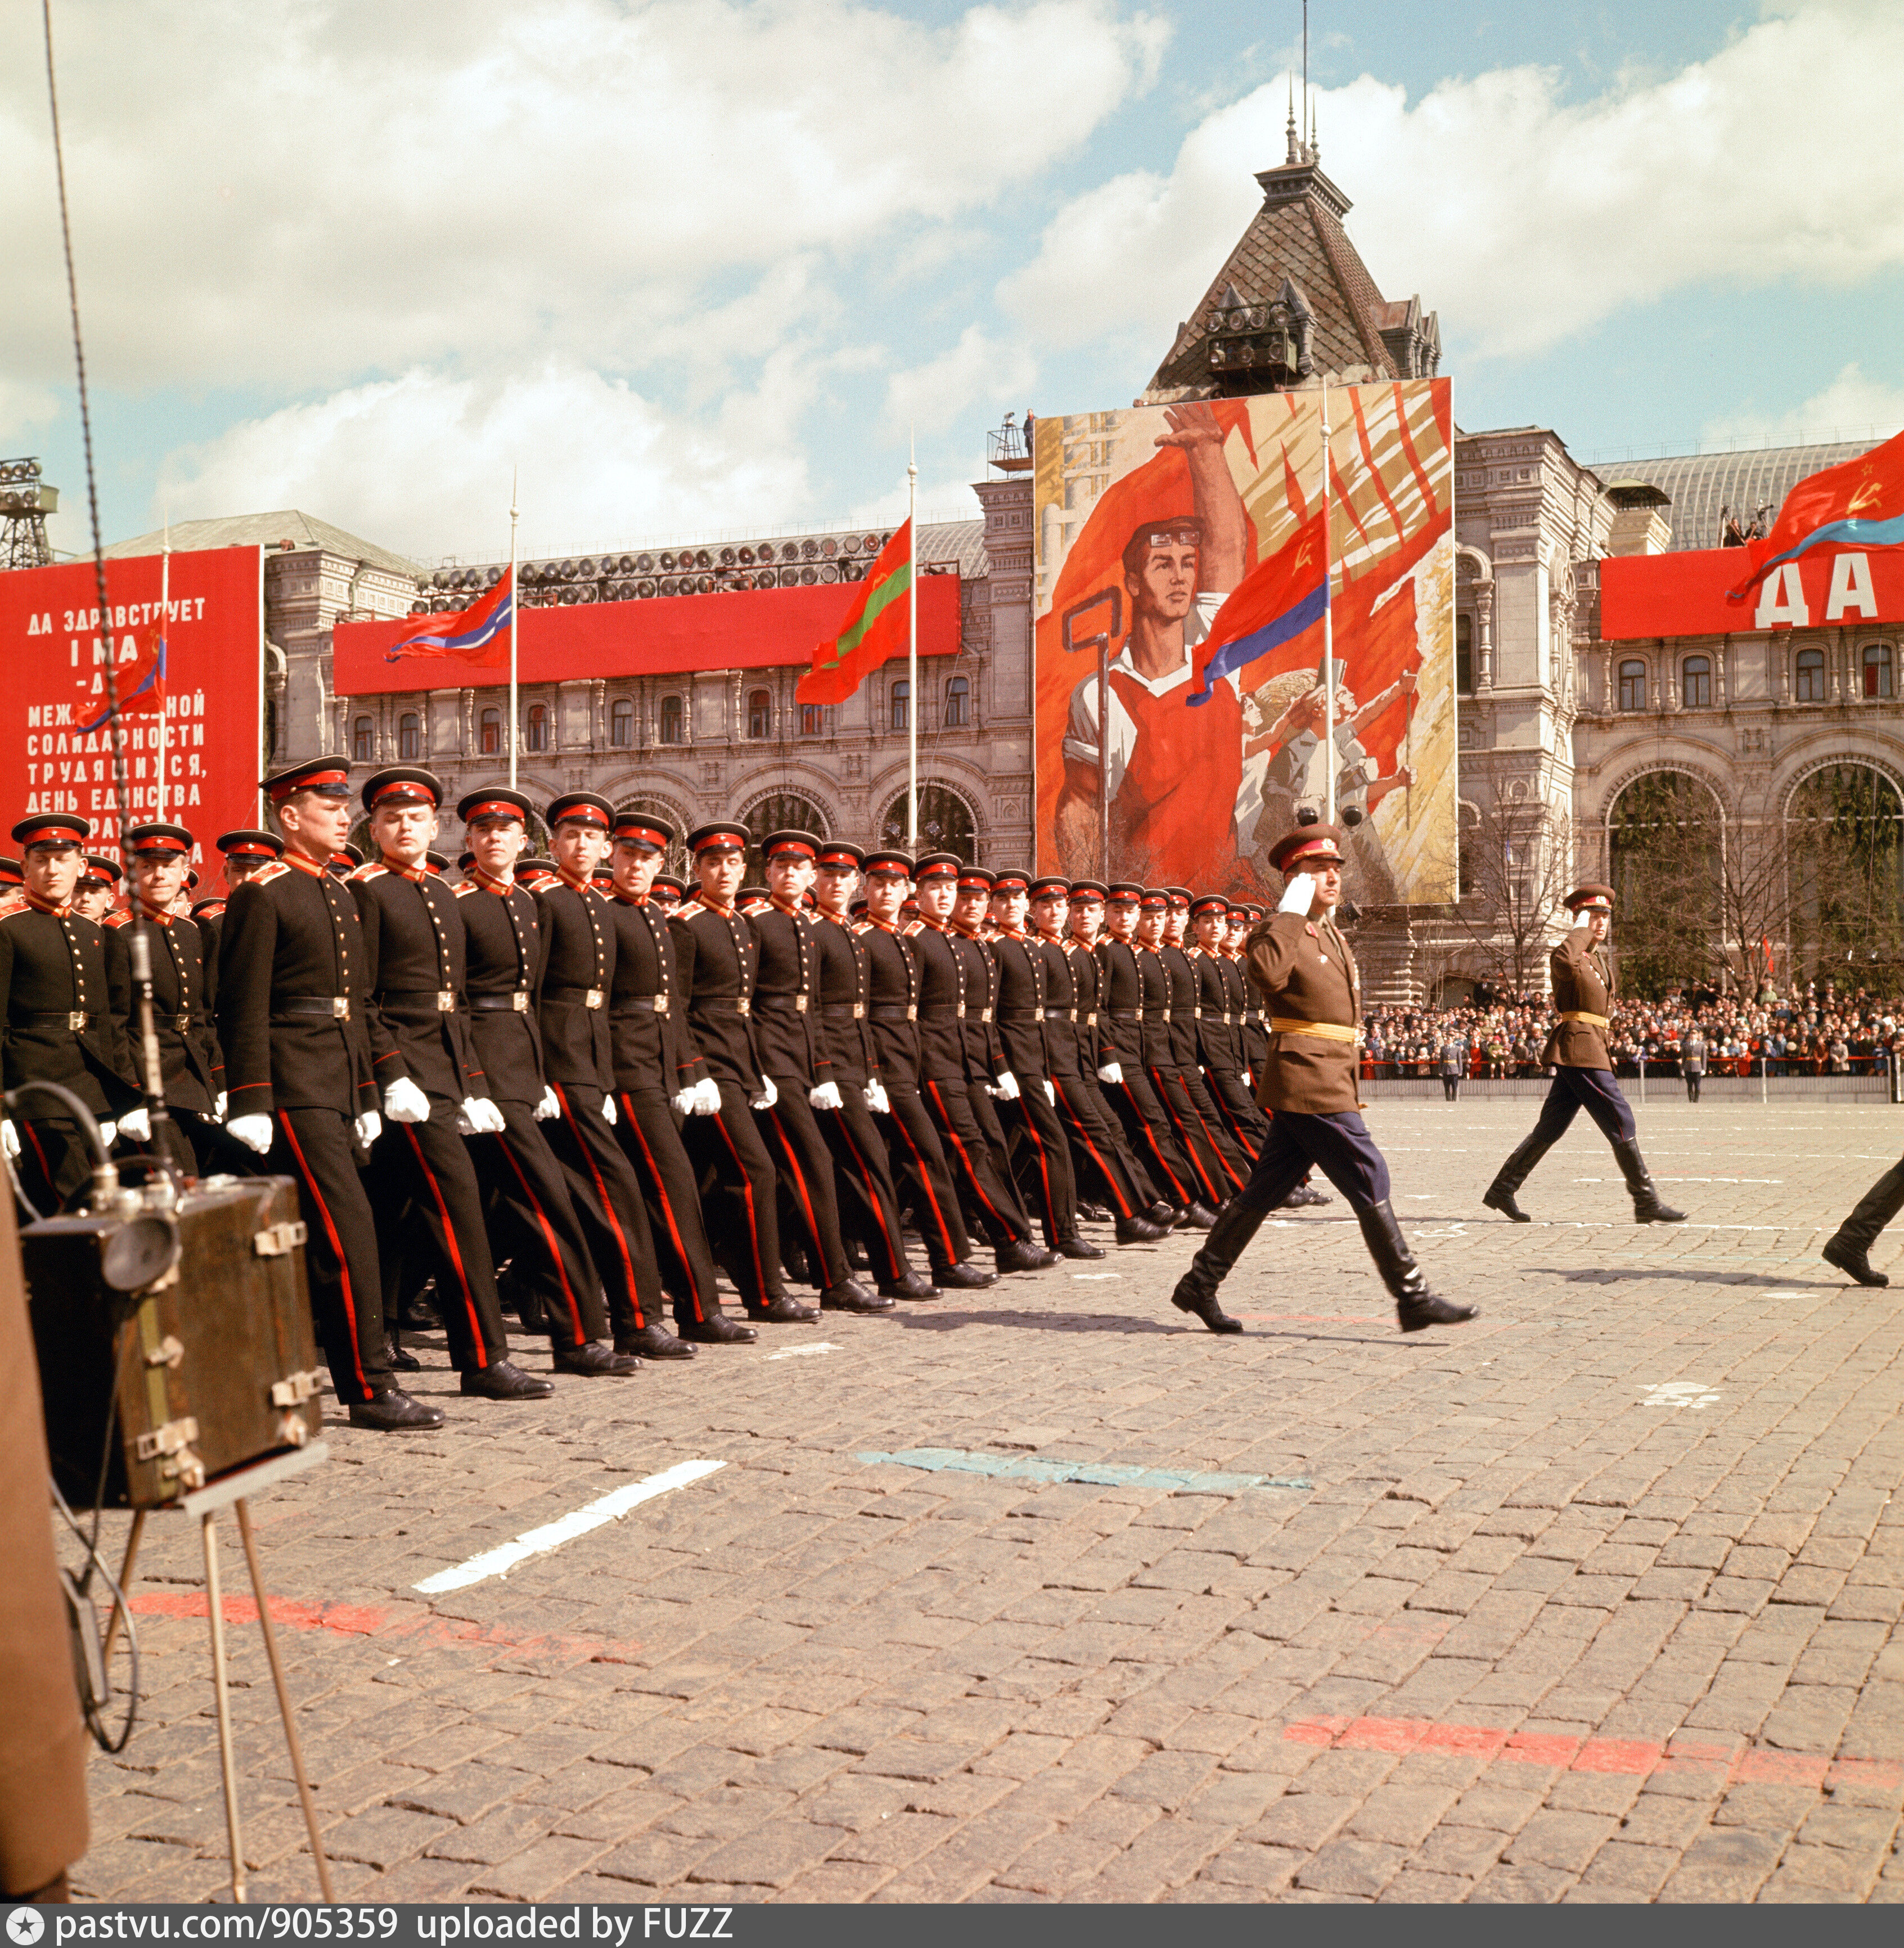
[127,1590,643,1666]
[1282,1715,1901,1789]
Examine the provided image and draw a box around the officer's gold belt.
[1560,1011,1609,1027]
[1270,1017,1357,1045]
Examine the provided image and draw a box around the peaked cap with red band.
[688,821,750,856]
[125,822,194,857]
[264,755,352,804]
[0,859,20,887]
[761,829,820,863]
[1566,883,1615,914]
[612,807,676,851]
[362,765,443,811]
[861,849,914,878]
[816,841,865,870]
[83,853,124,884]
[1030,876,1071,901]
[11,812,91,849]
[913,851,961,883]
[956,865,995,892]
[547,791,614,831]
[457,787,533,826]
[990,868,1031,894]
[1189,893,1229,919]
[1267,824,1348,875]
[217,828,284,862]
[1106,881,1143,903]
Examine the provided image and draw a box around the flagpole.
[907,431,918,852]
[509,469,519,791]
[157,503,170,823]
[1321,377,1336,828]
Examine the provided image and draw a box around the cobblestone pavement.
[68,1102,1904,1904]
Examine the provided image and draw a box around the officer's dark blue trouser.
[1527,1066,1636,1150]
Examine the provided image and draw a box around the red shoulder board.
[850,919,874,934]
[901,919,927,937]
[0,896,28,922]
[740,898,770,916]
[1304,923,1318,937]
[452,880,479,898]
[105,910,132,928]
[249,861,291,887]
[191,899,226,920]
[349,862,387,883]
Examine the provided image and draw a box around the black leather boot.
[996,1239,1062,1272]
[747,1292,821,1322]
[1355,1199,1478,1332]
[348,1387,446,1430]
[553,1339,642,1375]
[1167,1191,1274,1334]
[932,1259,998,1290]
[461,1357,558,1400]
[1058,1232,1107,1260]
[821,1277,895,1312]
[680,1312,760,1343]
[878,1270,941,1299]
[618,1322,698,1358]
[1482,1132,1552,1221]
[1822,1160,1904,1285]
[1114,1213,1170,1243]
[385,1333,421,1374]
[1613,1138,1686,1223]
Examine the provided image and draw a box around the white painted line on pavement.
[1072,1272,1122,1280]
[766,1340,841,1360]
[413,1458,726,1593]
[1638,1383,1719,1412]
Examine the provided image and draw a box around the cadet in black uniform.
[855,852,995,1290]
[1148,890,1249,1201]
[453,788,637,1376]
[535,793,691,1361]
[217,758,440,1429]
[350,768,552,1400]
[73,854,120,925]
[1189,893,1268,1159]
[604,807,755,1343]
[1,813,142,1212]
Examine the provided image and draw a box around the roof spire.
[1286,71,1299,165]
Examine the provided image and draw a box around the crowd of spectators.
[1360,980,1903,1080]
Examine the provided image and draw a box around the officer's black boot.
[1613,1138,1686,1223]
[1822,1161,1904,1286]
[1169,1194,1268,1334]
[1356,1199,1478,1333]
[1482,1133,1552,1222]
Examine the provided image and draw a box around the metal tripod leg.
[235,1499,335,1900]
[101,1508,147,1667]
[200,1511,247,1904]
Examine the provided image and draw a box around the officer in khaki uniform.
[1170,825,1477,1337]
[1483,884,1687,1225]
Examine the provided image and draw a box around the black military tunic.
[105,904,232,1178]
[1035,929,1155,1220]
[1194,944,1268,1158]
[1092,932,1201,1211]
[987,925,1078,1245]
[1158,940,1251,1194]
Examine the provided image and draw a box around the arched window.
[890,680,910,731]
[799,703,824,739]
[398,711,420,759]
[1681,655,1710,710]
[879,782,976,862]
[610,698,634,747]
[525,703,549,752]
[1456,614,1474,696]
[658,695,684,744]
[1618,659,1647,711]
[352,716,373,762]
[479,708,500,755]
[747,688,772,739]
[1795,646,1826,703]
[739,792,827,883]
[944,675,969,727]
[1863,643,1894,699]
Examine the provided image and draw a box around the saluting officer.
[1170,825,1477,1337]
[1483,884,1687,1225]
[749,831,891,1313]
[350,768,553,1401]
[535,792,691,1361]
[0,813,143,1212]
[603,808,756,1343]
[671,824,816,1324]
[216,758,441,1429]
[453,788,637,1376]
[855,852,995,1290]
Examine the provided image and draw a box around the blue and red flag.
[78,611,168,735]
[384,566,513,666]
[1186,511,1328,708]
[1727,425,1904,605]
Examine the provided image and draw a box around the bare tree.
[1449,779,1574,996]
[1717,777,1794,995]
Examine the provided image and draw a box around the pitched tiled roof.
[103,510,423,579]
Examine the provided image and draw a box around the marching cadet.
[1153,889,1251,1200]
[671,824,818,1323]
[603,808,756,1342]
[1131,890,1234,1214]
[1189,892,1268,1160]
[987,868,1096,1257]
[1170,825,1478,1337]
[810,842,938,1299]
[217,758,441,1429]
[109,823,229,1178]
[0,813,143,1213]
[907,854,1051,1272]
[453,788,637,1376]
[1029,876,1167,1243]
[1093,885,1214,1227]
[650,873,688,916]
[855,851,995,1290]
[749,831,891,1313]
[350,768,553,1401]
[194,829,284,954]
[1482,884,1687,1225]
[0,860,20,891]
[73,855,121,924]
[535,792,693,1361]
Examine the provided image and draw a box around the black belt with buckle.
[918,1006,963,1022]
[622,994,670,1014]
[868,1003,917,1022]
[16,1009,90,1030]
[998,1011,1043,1023]
[273,995,351,1021]
[820,1002,866,1019]
[697,997,752,1016]
[469,991,532,1013]
[1108,1007,1143,1021]
[384,988,460,1013]
[755,994,809,1013]
[546,986,605,1010]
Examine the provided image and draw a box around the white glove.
[227,1113,274,1156]
[672,1086,697,1115]
[119,1106,152,1144]
[355,1109,383,1147]
[383,1077,430,1124]
[1097,1062,1124,1086]
[1043,1079,1056,1105]
[864,1077,891,1115]
[535,1087,560,1121]
[691,1077,721,1116]
[1,1121,19,1160]
[602,1093,618,1125]
[749,1075,779,1110]
[994,1070,1020,1101]
[1243,1070,1254,1089]
[459,1097,505,1135]
[1278,872,1317,917]
[809,1081,845,1110]
[98,1120,118,1149]
[213,1092,227,1121]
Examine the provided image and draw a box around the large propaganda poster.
[0,546,264,877]
[1033,381,1457,903]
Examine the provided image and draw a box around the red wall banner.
[0,546,264,872]
[332,573,962,695]
[1601,543,1904,639]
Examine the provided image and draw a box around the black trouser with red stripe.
[545,1081,661,1338]
[817,1081,914,1284]
[614,1086,724,1328]
[367,1105,509,1373]
[920,1070,1031,1248]
[471,1099,607,1348]
[1206,1068,1269,1160]
[681,1078,784,1312]
[755,1083,852,1289]
[15,1117,97,1217]
[879,1077,972,1273]
[997,1073,1079,1246]
[269,1106,392,1406]
[1101,1067,1202,1209]
[1048,1068,1154,1220]
[1149,1063,1249,1203]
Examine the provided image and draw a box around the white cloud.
[882,323,1036,440]
[1003,0,1904,371]
[1703,361,1904,448]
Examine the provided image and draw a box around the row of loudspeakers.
[425,532,896,592]
[413,560,868,613]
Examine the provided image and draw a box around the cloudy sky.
[4,0,1901,565]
